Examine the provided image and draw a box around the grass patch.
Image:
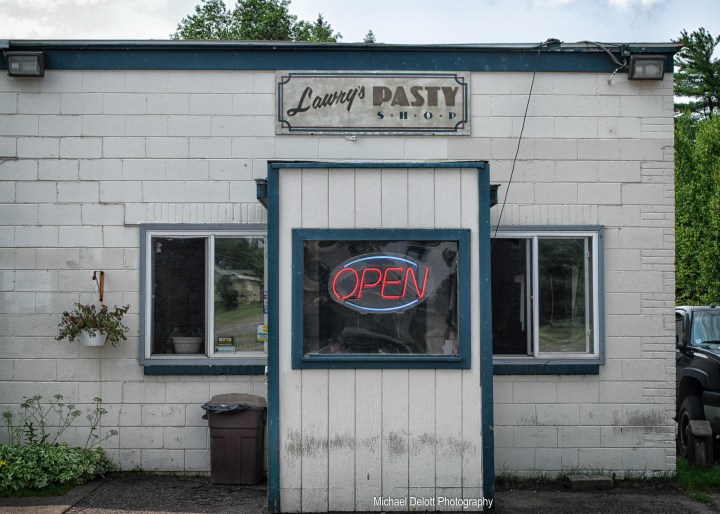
[674,456,720,502]
[214,302,264,351]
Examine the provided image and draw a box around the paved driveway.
[3,473,720,514]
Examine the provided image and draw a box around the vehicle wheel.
[677,395,704,457]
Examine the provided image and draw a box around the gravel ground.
[3,473,713,514]
[66,474,267,514]
[494,483,720,514]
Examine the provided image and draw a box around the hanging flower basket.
[57,303,130,347]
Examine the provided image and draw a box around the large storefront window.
[292,229,471,369]
[491,228,602,364]
[141,225,267,363]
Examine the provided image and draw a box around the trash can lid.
[203,393,266,410]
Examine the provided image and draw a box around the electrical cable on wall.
[578,41,627,84]
[491,39,547,250]
[491,38,631,249]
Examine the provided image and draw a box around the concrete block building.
[0,40,678,511]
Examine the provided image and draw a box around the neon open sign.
[329,253,433,313]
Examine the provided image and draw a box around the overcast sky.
[0,0,718,45]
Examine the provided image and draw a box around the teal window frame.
[291,228,472,369]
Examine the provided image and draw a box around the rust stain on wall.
[284,430,329,457]
[285,431,477,459]
[623,410,665,426]
[329,433,356,450]
[385,431,408,456]
[437,436,475,458]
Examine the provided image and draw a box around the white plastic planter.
[80,330,107,347]
[172,336,203,354]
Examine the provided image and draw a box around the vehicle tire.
[677,395,704,458]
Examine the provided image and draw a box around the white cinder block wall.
[0,68,674,475]
[0,70,270,472]
[484,72,675,475]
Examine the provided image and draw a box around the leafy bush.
[0,444,116,495]
[0,395,118,496]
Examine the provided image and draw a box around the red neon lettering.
[331,267,359,300]
[329,255,434,312]
[380,267,404,299]
[356,267,382,299]
[403,267,430,299]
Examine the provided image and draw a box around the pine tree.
[292,14,342,43]
[674,28,720,118]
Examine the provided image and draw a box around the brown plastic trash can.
[201,393,267,485]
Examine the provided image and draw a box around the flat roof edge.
[2,39,682,54]
[0,40,680,73]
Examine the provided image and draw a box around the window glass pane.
[538,238,591,353]
[214,237,265,353]
[491,238,531,355]
[151,237,206,355]
[303,240,459,356]
[691,310,720,346]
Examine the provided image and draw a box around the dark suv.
[676,305,720,456]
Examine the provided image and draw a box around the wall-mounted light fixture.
[4,51,45,77]
[627,55,665,80]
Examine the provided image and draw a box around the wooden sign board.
[276,71,470,135]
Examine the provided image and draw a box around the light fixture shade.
[5,51,45,77]
[627,55,665,80]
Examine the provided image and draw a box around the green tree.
[172,0,340,42]
[292,14,341,43]
[675,113,720,303]
[171,0,234,40]
[674,28,720,118]
[231,0,295,41]
[363,30,376,44]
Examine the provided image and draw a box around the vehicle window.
[675,312,684,344]
[692,311,720,346]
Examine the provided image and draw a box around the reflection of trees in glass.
[214,237,265,352]
[538,239,585,324]
[215,237,264,278]
[538,238,588,352]
[217,275,240,309]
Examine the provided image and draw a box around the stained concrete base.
[564,474,615,491]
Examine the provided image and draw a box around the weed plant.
[0,395,117,496]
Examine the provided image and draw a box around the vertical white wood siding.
[278,167,483,512]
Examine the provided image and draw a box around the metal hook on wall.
[92,271,105,303]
